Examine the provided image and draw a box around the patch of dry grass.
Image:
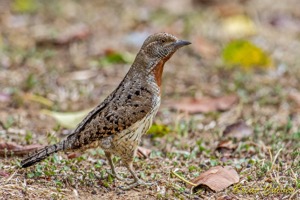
[1,0,300,199]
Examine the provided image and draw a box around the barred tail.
[21,140,67,168]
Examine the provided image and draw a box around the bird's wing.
[65,82,156,149]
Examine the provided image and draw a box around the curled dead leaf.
[223,121,253,140]
[0,142,22,150]
[67,152,82,159]
[216,140,237,153]
[170,95,239,114]
[189,166,239,192]
[216,140,237,161]
[0,142,44,156]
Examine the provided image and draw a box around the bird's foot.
[120,179,154,190]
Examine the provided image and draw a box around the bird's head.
[130,32,191,88]
[140,32,191,65]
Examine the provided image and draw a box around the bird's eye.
[161,39,166,43]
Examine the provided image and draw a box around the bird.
[21,32,191,189]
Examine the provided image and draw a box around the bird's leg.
[120,157,154,190]
[104,151,124,181]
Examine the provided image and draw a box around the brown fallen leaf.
[216,140,237,153]
[217,102,243,128]
[214,2,245,17]
[192,0,221,6]
[189,166,239,192]
[192,0,249,6]
[36,23,90,46]
[137,146,152,159]
[67,152,82,159]
[215,140,237,162]
[223,121,253,140]
[56,23,90,45]
[0,142,22,150]
[0,142,44,156]
[170,95,239,114]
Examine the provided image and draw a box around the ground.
[0,0,299,199]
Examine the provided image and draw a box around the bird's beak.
[173,40,191,48]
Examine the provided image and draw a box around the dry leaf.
[215,140,237,161]
[171,95,238,114]
[192,0,221,6]
[218,103,243,127]
[214,2,244,17]
[216,140,237,152]
[189,166,239,192]
[57,23,90,44]
[137,146,152,159]
[36,23,90,46]
[67,152,82,159]
[147,123,170,138]
[222,15,256,38]
[222,40,272,69]
[0,142,44,156]
[42,108,92,129]
[0,142,22,150]
[24,93,54,107]
[193,0,249,6]
[223,121,253,140]
[12,0,38,14]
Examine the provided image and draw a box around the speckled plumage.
[21,32,191,189]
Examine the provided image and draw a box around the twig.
[5,169,18,184]
[171,169,196,186]
[289,189,299,200]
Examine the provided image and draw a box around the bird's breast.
[152,60,165,89]
[104,100,160,157]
